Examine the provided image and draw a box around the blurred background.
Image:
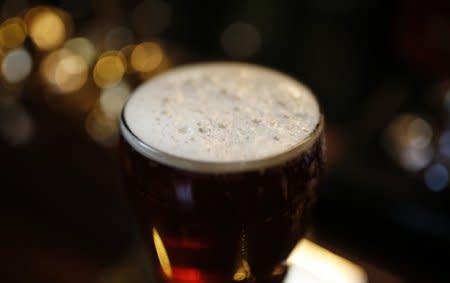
[1,0,450,282]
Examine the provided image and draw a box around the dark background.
[1,0,450,282]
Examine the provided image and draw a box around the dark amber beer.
[120,63,324,283]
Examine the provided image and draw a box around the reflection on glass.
[233,258,251,282]
[174,183,194,208]
[285,239,368,283]
[153,228,173,278]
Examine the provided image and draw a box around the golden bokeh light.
[26,7,70,51]
[99,81,130,120]
[41,49,67,85]
[152,228,172,278]
[130,42,163,73]
[286,239,367,283]
[93,51,126,88]
[138,54,172,80]
[54,53,88,93]
[64,37,97,66]
[2,48,32,83]
[0,18,26,49]
[40,48,88,94]
[85,106,119,147]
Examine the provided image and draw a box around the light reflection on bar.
[285,239,368,283]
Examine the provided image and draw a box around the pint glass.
[119,63,325,283]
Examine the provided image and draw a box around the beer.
[120,63,324,283]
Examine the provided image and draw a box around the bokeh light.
[26,6,71,51]
[64,37,97,66]
[86,81,130,146]
[85,106,119,147]
[0,101,34,146]
[99,81,130,120]
[55,53,88,93]
[387,115,433,150]
[221,21,262,59]
[93,51,126,88]
[407,118,433,149]
[131,42,163,73]
[40,48,88,94]
[138,55,172,80]
[0,18,27,49]
[384,114,434,171]
[2,48,32,83]
[424,163,448,192]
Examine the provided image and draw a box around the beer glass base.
[154,265,288,283]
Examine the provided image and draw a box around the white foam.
[124,63,320,163]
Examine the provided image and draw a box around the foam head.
[123,63,320,164]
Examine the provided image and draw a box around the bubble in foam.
[124,63,320,163]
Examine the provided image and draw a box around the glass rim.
[120,113,324,174]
